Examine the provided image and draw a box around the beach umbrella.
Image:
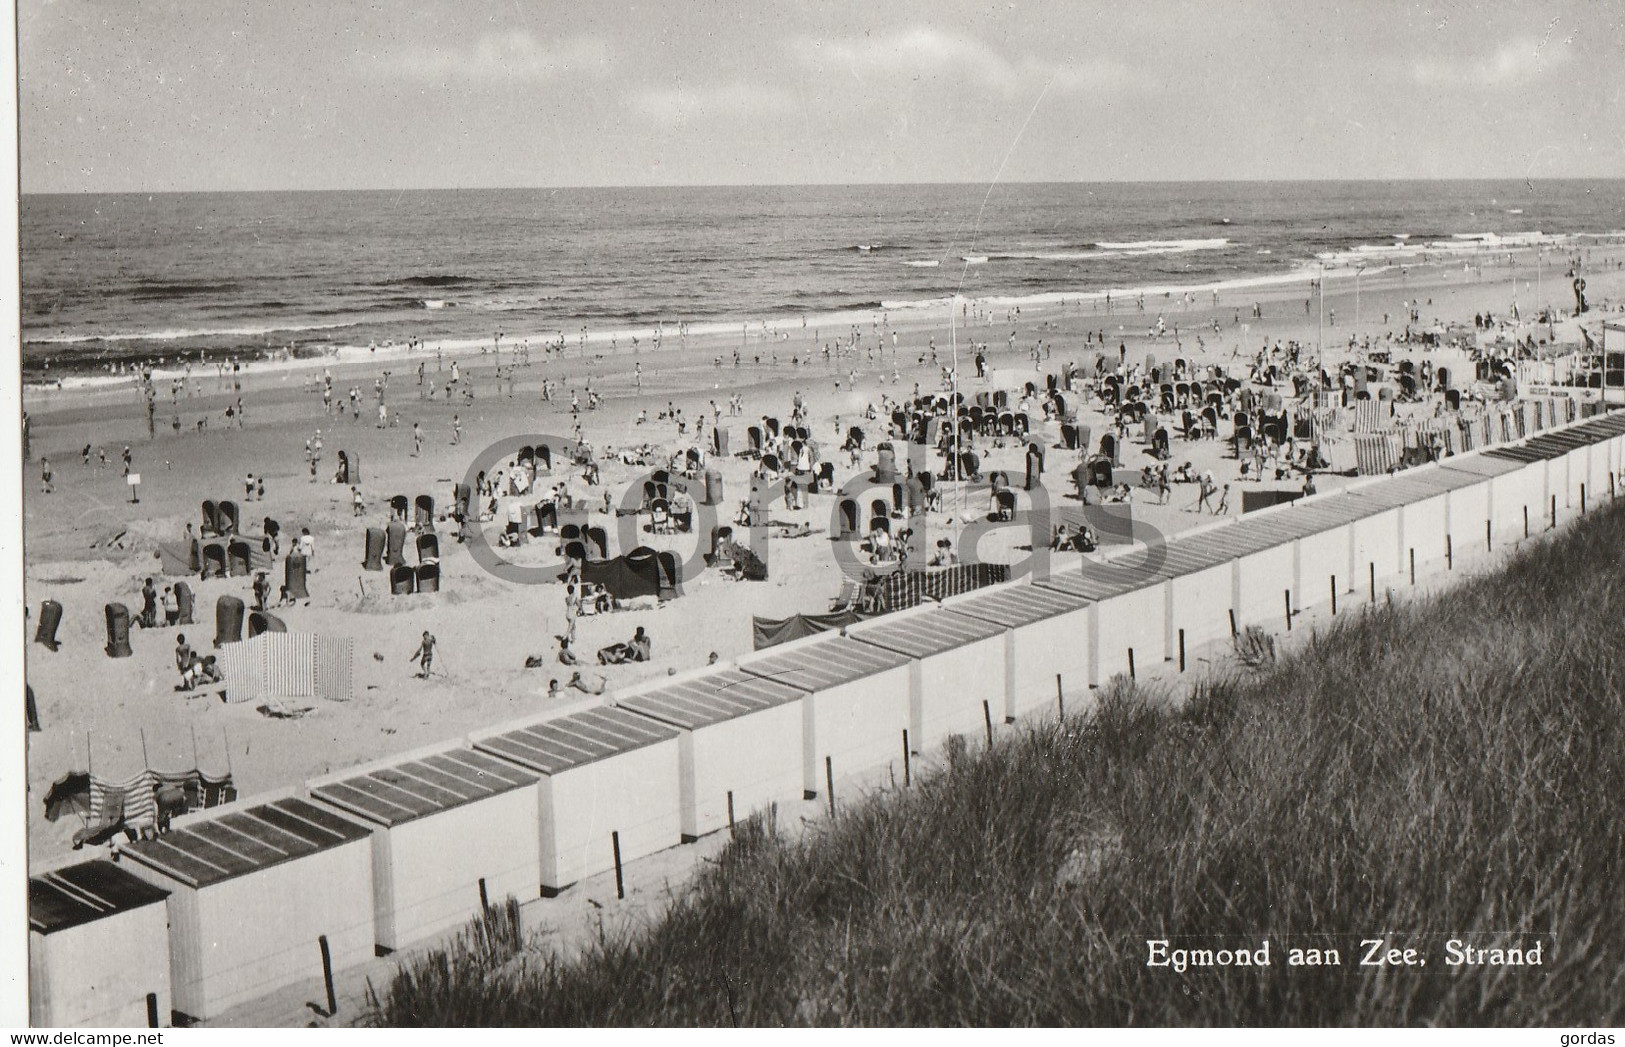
[43,771,91,823]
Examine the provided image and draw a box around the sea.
[19,180,1625,382]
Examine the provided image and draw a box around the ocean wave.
[1313,230,1574,268]
[23,320,362,344]
[393,274,480,287]
[128,280,244,302]
[1094,237,1230,252]
[901,259,940,268]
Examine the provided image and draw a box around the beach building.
[29,859,172,1027]
[614,665,807,841]
[469,706,681,894]
[118,795,374,1023]
[307,743,540,953]
[736,633,913,796]
[940,583,1091,723]
[845,605,1008,754]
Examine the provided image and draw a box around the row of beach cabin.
[30,409,1625,1026]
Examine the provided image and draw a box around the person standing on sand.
[1192,475,1215,514]
[452,414,462,445]
[410,631,438,678]
[39,458,52,493]
[413,422,423,457]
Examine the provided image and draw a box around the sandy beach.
[22,243,1625,866]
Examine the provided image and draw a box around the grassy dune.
[366,501,1625,1026]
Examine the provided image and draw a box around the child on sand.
[410,631,437,678]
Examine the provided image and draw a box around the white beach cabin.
[470,706,681,895]
[307,744,540,954]
[736,633,913,797]
[117,795,374,1024]
[847,605,1009,755]
[939,583,1090,724]
[29,859,172,1028]
[615,665,807,841]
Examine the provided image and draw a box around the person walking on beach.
[1214,484,1231,516]
[39,458,52,494]
[1192,475,1216,514]
[412,422,423,457]
[410,630,438,678]
[452,414,462,445]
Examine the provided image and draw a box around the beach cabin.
[1219,513,1301,631]
[736,633,913,797]
[1152,522,1260,654]
[1343,475,1416,582]
[846,606,1007,755]
[1441,452,1538,542]
[1567,413,1625,500]
[1529,428,1601,509]
[470,706,681,895]
[615,666,807,841]
[1283,498,1370,611]
[940,583,1090,723]
[307,745,541,953]
[118,795,374,1024]
[29,859,172,1027]
[1347,471,1453,577]
[1036,556,1166,687]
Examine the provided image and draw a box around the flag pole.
[952,294,962,517]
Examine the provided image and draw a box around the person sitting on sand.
[868,525,893,563]
[598,626,650,665]
[558,636,581,666]
[546,678,564,700]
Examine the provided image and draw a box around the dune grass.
[365,501,1625,1026]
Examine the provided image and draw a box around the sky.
[15,0,1625,192]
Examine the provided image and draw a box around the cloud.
[369,31,608,83]
[626,81,799,125]
[791,26,1130,97]
[1410,36,1571,87]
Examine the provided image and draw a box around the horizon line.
[21,175,1625,197]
